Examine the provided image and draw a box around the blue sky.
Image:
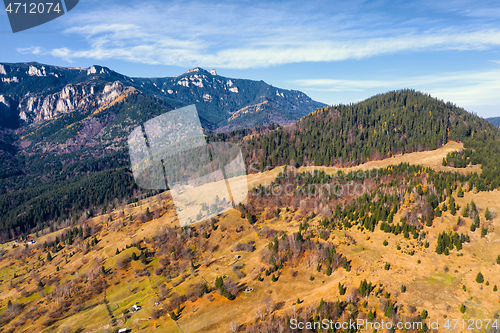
[1,0,500,116]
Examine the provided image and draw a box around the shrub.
[247,214,257,225]
[460,304,466,314]
[476,272,484,283]
[421,309,428,320]
[383,240,388,246]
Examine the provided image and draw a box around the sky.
[1,0,500,117]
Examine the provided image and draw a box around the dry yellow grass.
[1,143,497,333]
[246,141,479,190]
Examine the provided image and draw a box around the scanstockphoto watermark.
[127,104,377,226]
[250,179,368,198]
[248,163,379,198]
[290,318,423,331]
[3,0,79,33]
[128,104,248,227]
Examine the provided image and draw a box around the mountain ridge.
[0,62,326,132]
[486,116,500,127]
[3,86,500,240]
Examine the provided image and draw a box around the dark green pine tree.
[449,196,456,215]
[485,208,493,221]
[338,283,346,295]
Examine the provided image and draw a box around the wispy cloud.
[292,68,500,111]
[16,0,500,69]
[17,46,43,55]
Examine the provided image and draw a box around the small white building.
[129,304,141,312]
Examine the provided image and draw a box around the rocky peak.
[28,65,46,77]
[87,65,113,76]
[0,64,8,75]
[0,95,11,119]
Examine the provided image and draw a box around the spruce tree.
[462,204,469,217]
[338,283,346,295]
[449,196,456,215]
[485,208,492,221]
[367,309,375,322]
[476,272,484,283]
[435,206,442,217]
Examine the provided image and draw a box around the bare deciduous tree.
[256,306,265,320]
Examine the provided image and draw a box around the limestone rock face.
[17,81,125,123]
[0,95,11,119]
[0,62,325,132]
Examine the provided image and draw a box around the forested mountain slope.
[2,89,500,241]
[486,116,500,127]
[239,90,500,188]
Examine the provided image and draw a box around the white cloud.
[291,68,500,114]
[17,46,42,55]
[16,0,500,69]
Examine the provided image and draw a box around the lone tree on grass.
[485,208,493,221]
[476,272,484,283]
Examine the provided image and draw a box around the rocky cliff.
[0,62,325,132]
